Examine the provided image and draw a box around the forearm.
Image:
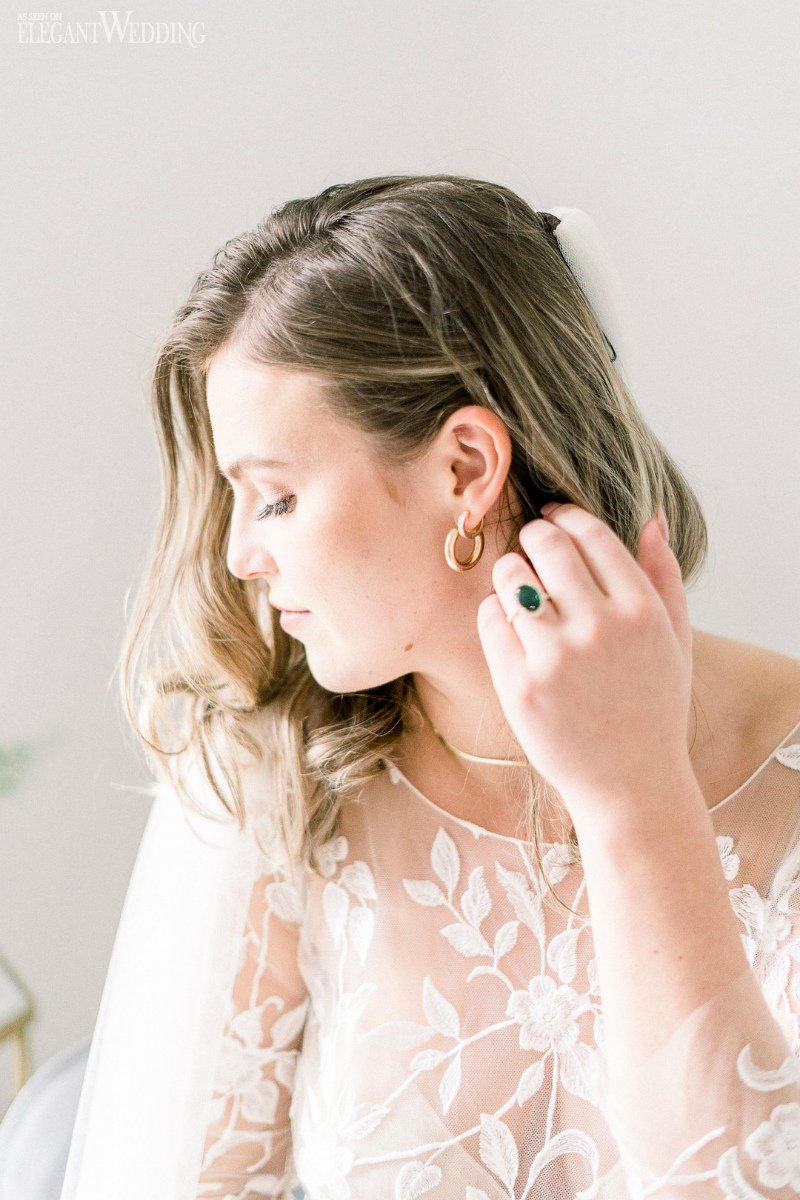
[570,768,753,1076]
[568,773,800,1197]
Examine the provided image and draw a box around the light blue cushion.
[0,1036,91,1200]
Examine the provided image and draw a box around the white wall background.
[1,0,798,1108]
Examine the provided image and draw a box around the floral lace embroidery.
[198,760,800,1200]
[292,815,607,1200]
[196,847,307,1199]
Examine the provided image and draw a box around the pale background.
[1,0,798,1110]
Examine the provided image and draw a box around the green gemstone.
[516,584,541,612]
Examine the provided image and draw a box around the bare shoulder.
[691,629,800,799]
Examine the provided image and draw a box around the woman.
[64,176,800,1199]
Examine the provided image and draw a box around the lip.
[277,608,311,631]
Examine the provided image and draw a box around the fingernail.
[540,502,559,516]
[657,505,669,542]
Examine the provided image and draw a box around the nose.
[226,510,277,581]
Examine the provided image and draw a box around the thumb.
[637,508,692,663]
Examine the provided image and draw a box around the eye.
[255,494,295,520]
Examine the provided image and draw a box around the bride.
[62,175,800,1200]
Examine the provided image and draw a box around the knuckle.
[569,616,603,652]
[521,519,560,552]
[624,593,656,627]
[492,552,529,588]
[539,641,567,676]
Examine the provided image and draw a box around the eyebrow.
[218,456,289,482]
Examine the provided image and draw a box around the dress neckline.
[706,715,800,813]
[384,716,800,841]
[383,759,537,845]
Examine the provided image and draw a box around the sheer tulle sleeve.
[60,754,307,1200]
[605,841,800,1199]
[196,852,308,1198]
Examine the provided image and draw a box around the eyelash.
[255,494,294,521]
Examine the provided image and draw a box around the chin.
[304,647,407,696]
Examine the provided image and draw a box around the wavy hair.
[121,173,707,879]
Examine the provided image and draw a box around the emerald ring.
[507,583,550,624]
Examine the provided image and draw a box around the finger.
[514,515,605,616]
[490,552,558,647]
[636,514,692,664]
[538,502,645,603]
[476,593,529,697]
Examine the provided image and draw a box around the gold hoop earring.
[444,512,485,572]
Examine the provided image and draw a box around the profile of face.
[205,345,515,695]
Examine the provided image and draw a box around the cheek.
[278,481,446,636]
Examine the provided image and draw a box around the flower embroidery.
[717,835,741,881]
[506,974,591,1053]
[215,1036,268,1095]
[317,835,349,878]
[294,1116,355,1200]
[729,884,793,959]
[744,1101,800,1191]
[776,744,800,771]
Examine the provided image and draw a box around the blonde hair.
[121,173,707,875]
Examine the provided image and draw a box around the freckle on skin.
[404,644,413,652]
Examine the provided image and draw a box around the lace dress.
[191,719,800,1200]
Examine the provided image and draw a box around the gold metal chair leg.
[12,1025,30,1094]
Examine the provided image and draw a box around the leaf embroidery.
[336,983,377,1025]
[440,923,493,958]
[479,1112,519,1189]
[348,905,375,966]
[395,1160,443,1200]
[339,1102,390,1141]
[493,920,519,962]
[542,842,573,885]
[431,827,460,899]
[409,1048,448,1071]
[361,1021,435,1051]
[322,881,349,947]
[403,879,448,907]
[439,1052,462,1115]
[340,860,378,902]
[560,1043,600,1105]
[422,976,461,1040]
[461,865,492,928]
[265,880,304,924]
[524,1128,599,1196]
[516,1058,546,1105]
[270,1000,309,1050]
[496,863,545,943]
[547,927,581,984]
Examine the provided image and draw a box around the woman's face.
[205,345,508,695]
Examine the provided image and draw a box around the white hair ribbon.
[545,206,632,383]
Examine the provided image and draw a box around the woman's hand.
[477,502,695,822]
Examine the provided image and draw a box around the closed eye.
[255,494,295,520]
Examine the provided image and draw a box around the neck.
[395,627,722,825]
[389,661,542,839]
[411,666,527,767]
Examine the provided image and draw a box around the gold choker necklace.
[431,726,529,769]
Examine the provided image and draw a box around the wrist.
[564,760,708,847]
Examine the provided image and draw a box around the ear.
[436,405,513,523]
